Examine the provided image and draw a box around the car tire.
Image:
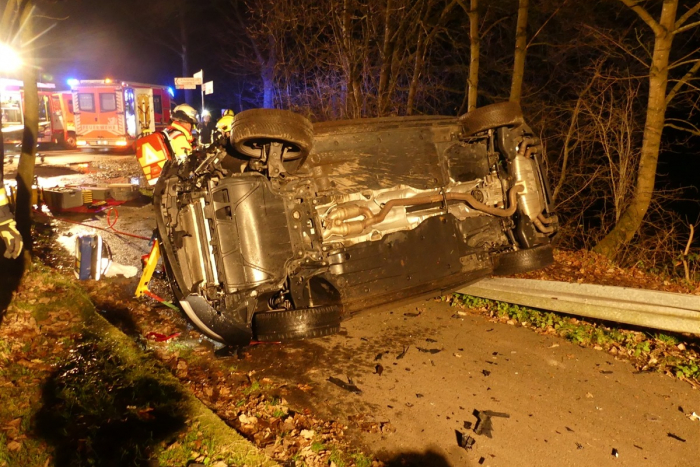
[492,244,554,276]
[253,305,341,342]
[231,109,314,160]
[459,102,525,137]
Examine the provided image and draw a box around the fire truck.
[1,78,58,148]
[72,79,173,150]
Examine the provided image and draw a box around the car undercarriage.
[153,102,558,346]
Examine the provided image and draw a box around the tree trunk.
[179,11,192,105]
[406,31,426,116]
[377,0,394,115]
[261,34,276,108]
[16,2,37,265]
[593,0,678,257]
[467,0,479,112]
[510,0,529,103]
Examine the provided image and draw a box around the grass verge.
[0,262,277,467]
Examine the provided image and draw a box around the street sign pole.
[194,70,204,115]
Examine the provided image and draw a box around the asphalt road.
[29,149,700,467]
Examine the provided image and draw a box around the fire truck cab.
[72,79,172,150]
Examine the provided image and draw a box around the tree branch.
[675,2,700,29]
[664,122,700,136]
[617,0,661,35]
[674,19,700,35]
[666,58,700,104]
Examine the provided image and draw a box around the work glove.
[0,217,23,259]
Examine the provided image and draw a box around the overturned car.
[153,102,558,345]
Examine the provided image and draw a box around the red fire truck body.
[72,80,172,150]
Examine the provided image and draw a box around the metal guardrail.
[456,278,700,335]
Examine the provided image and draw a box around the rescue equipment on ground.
[74,233,112,281]
[136,131,173,186]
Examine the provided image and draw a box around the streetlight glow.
[0,43,21,72]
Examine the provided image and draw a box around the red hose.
[105,207,152,241]
[53,207,151,242]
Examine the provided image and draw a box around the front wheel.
[459,102,525,137]
[231,109,313,160]
[492,244,554,276]
[253,305,341,342]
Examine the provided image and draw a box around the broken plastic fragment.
[396,345,409,359]
[611,448,618,457]
[667,433,686,442]
[416,347,442,354]
[145,331,181,342]
[473,409,510,438]
[375,364,384,376]
[327,376,362,394]
[455,430,475,450]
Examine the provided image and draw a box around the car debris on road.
[327,376,362,394]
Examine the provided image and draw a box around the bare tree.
[593,0,700,258]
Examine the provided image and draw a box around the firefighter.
[215,111,248,173]
[215,112,234,139]
[166,103,199,162]
[0,177,22,259]
[197,112,216,146]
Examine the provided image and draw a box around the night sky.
[35,0,226,108]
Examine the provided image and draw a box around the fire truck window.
[153,95,163,118]
[100,93,117,112]
[78,93,95,112]
[68,99,74,113]
[38,96,49,122]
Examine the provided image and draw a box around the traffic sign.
[175,84,196,90]
[204,81,214,95]
[174,76,202,87]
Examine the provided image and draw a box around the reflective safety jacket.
[166,121,195,162]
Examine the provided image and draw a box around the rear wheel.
[253,305,341,342]
[492,244,554,276]
[459,102,525,137]
[63,133,77,150]
[231,109,313,160]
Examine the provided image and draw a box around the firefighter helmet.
[172,104,199,125]
[222,109,235,117]
[216,115,234,133]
